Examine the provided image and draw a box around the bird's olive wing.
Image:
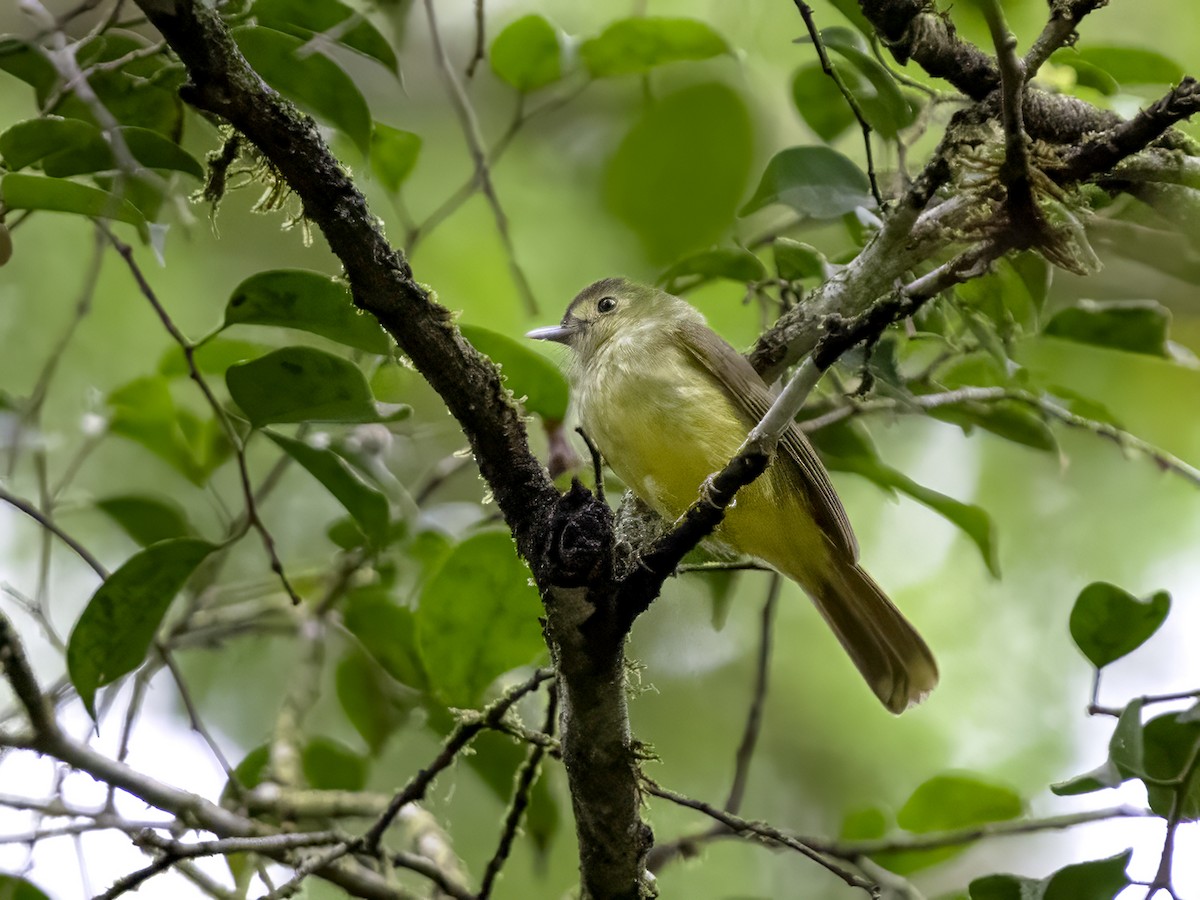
[676,321,858,561]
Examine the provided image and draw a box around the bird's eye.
[597,296,618,313]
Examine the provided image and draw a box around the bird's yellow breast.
[572,332,827,580]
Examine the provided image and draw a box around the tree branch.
[1051,78,1200,184]
[127,0,558,567]
[1024,0,1109,77]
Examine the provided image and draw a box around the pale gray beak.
[526,323,578,345]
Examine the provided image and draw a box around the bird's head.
[526,277,694,366]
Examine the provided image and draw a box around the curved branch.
[128,0,557,566]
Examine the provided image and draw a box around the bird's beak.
[526,318,581,345]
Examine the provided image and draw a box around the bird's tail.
[804,561,938,714]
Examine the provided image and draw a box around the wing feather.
[675,320,858,561]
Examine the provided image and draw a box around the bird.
[527,277,937,713]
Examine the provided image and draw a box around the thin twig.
[1090,689,1200,718]
[406,81,587,250]
[389,851,475,900]
[676,560,770,574]
[158,646,239,785]
[794,1,884,207]
[1145,736,1200,899]
[465,0,486,78]
[136,829,344,858]
[478,679,558,898]
[822,805,1152,858]
[259,669,555,896]
[268,618,325,787]
[0,611,60,740]
[0,486,108,580]
[422,0,537,313]
[576,427,605,504]
[4,228,103,479]
[362,668,555,850]
[724,574,780,815]
[98,224,302,606]
[649,575,780,872]
[800,386,1200,490]
[414,452,472,506]
[1024,0,1108,78]
[980,0,1032,189]
[108,669,154,811]
[95,853,177,900]
[643,778,876,894]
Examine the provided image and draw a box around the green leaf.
[226,346,380,427]
[417,531,545,707]
[1043,850,1132,900]
[369,125,422,194]
[1049,757,1126,796]
[1143,712,1200,820]
[825,0,875,37]
[335,649,415,754]
[251,0,400,76]
[817,28,916,137]
[1052,699,1144,796]
[95,495,194,547]
[839,807,888,841]
[895,474,1000,578]
[461,324,569,423]
[0,117,98,171]
[0,36,59,105]
[658,247,767,288]
[343,586,428,691]
[224,269,390,355]
[396,529,454,597]
[605,82,753,262]
[971,849,1133,900]
[969,874,1043,900]
[874,773,1022,875]
[957,259,1040,333]
[897,773,1023,833]
[233,26,372,156]
[1009,252,1051,314]
[158,338,270,378]
[302,736,368,791]
[264,430,390,545]
[1044,300,1170,357]
[0,173,148,238]
[580,17,729,77]
[928,399,1058,453]
[63,127,203,180]
[0,118,202,179]
[790,63,857,142]
[224,745,271,803]
[1108,698,1148,776]
[774,238,826,281]
[67,539,217,718]
[1059,56,1120,96]
[1057,46,1185,87]
[108,377,231,485]
[53,33,184,138]
[490,14,562,91]
[1069,582,1170,669]
[1046,385,1122,428]
[0,875,51,900]
[812,420,1000,576]
[740,146,872,218]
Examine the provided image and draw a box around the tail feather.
[806,562,938,714]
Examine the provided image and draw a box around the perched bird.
[528,278,937,713]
